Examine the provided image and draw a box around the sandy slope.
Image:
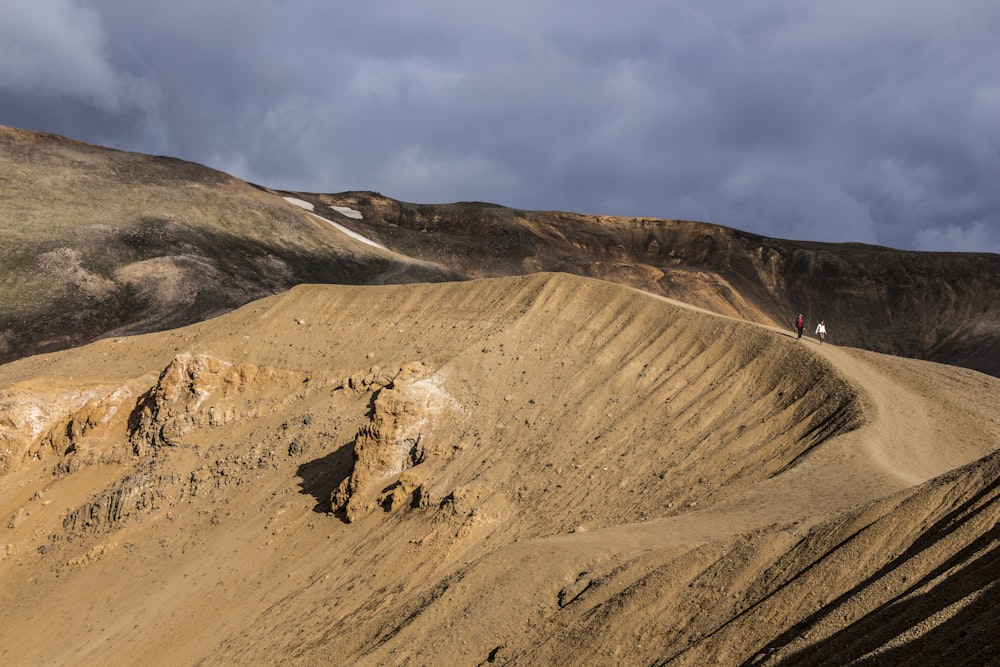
[0,273,998,666]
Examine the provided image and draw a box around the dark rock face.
[315,192,1000,376]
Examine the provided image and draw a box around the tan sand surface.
[1,273,998,665]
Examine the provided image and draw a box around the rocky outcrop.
[0,380,149,476]
[332,362,461,522]
[51,354,335,534]
[128,353,313,456]
[62,465,182,533]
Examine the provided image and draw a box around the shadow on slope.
[487,450,1000,667]
[764,456,1000,666]
[297,443,355,515]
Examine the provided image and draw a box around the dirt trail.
[564,329,993,554]
[703,340,934,515]
[811,341,945,484]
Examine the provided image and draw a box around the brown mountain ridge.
[3,124,1000,376]
[287,190,1000,377]
[0,125,459,364]
[1,125,999,665]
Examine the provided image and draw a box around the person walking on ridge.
[795,314,804,339]
[815,320,827,344]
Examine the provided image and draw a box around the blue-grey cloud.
[2,0,998,253]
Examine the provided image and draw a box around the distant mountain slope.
[0,126,459,364]
[303,191,1000,377]
[3,123,999,377]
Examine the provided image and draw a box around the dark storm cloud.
[2,0,999,253]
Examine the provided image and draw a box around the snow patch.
[330,205,364,220]
[283,195,384,249]
[283,196,315,211]
[306,212,386,250]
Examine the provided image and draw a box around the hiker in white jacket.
[815,320,827,344]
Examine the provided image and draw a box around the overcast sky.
[2,1,999,253]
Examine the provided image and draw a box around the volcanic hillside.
[0,125,458,364]
[1,274,998,665]
[3,124,1000,377]
[288,190,1000,377]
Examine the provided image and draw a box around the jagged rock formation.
[332,362,462,522]
[0,378,150,476]
[128,353,314,455]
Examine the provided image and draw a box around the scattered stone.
[8,508,26,529]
